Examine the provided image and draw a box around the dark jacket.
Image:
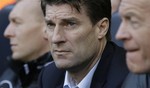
[122,72,150,88]
[0,52,53,88]
[39,41,129,88]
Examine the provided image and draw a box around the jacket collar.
[90,41,114,88]
[8,52,53,87]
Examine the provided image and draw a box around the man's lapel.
[90,42,114,88]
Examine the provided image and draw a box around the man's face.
[45,4,107,71]
[4,0,48,61]
[116,0,150,73]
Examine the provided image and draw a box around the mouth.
[11,43,17,47]
[10,44,17,49]
[125,48,139,53]
[124,44,139,52]
[125,47,140,60]
[53,50,70,55]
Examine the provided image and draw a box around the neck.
[22,46,50,62]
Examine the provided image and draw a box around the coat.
[39,41,129,88]
[122,72,150,88]
[0,52,53,88]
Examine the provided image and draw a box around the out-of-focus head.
[111,0,121,14]
[116,0,150,74]
[4,0,49,62]
[41,0,111,71]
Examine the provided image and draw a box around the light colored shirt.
[63,60,100,88]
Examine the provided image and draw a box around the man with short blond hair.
[116,0,150,87]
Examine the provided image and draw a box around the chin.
[55,64,68,70]
[129,69,149,74]
[129,68,142,74]
[128,63,149,74]
[12,53,22,60]
[12,57,21,61]
[55,61,67,69]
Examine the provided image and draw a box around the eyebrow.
[62,17,80,23]
[45,17,80,24]
[126,12,136,16]
[45,19,54,24]
[9,15,20,22]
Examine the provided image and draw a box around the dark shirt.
[122,73,150,88]
[0,52,53,88]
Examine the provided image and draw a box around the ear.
[96,17,109,39]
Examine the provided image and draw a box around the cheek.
[72,31,97,59]
[18,29,41,50]
[71,32,89,51]
[141,43,150,66]
[135,41,150,73]
[127,49,150,73]
[137,35,150,61]
[47,32,53,43]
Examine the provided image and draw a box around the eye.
[64,21,77,30]
[11,18,21,24]
[129,17,140,29]
[68,21,76,26]
[123,13,140,29]
[47,22,55,30]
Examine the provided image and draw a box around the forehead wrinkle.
[120,0,150,11]
[46,11,73,20]
[45,4,79,20]
[119,0,145,16]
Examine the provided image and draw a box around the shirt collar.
[64,59,100,88]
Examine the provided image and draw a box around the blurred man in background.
[0,0,52,87]
[116,0,150,87]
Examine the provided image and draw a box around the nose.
[51,26,66,44]
[115,22,130,41]
[4,23,15,39]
